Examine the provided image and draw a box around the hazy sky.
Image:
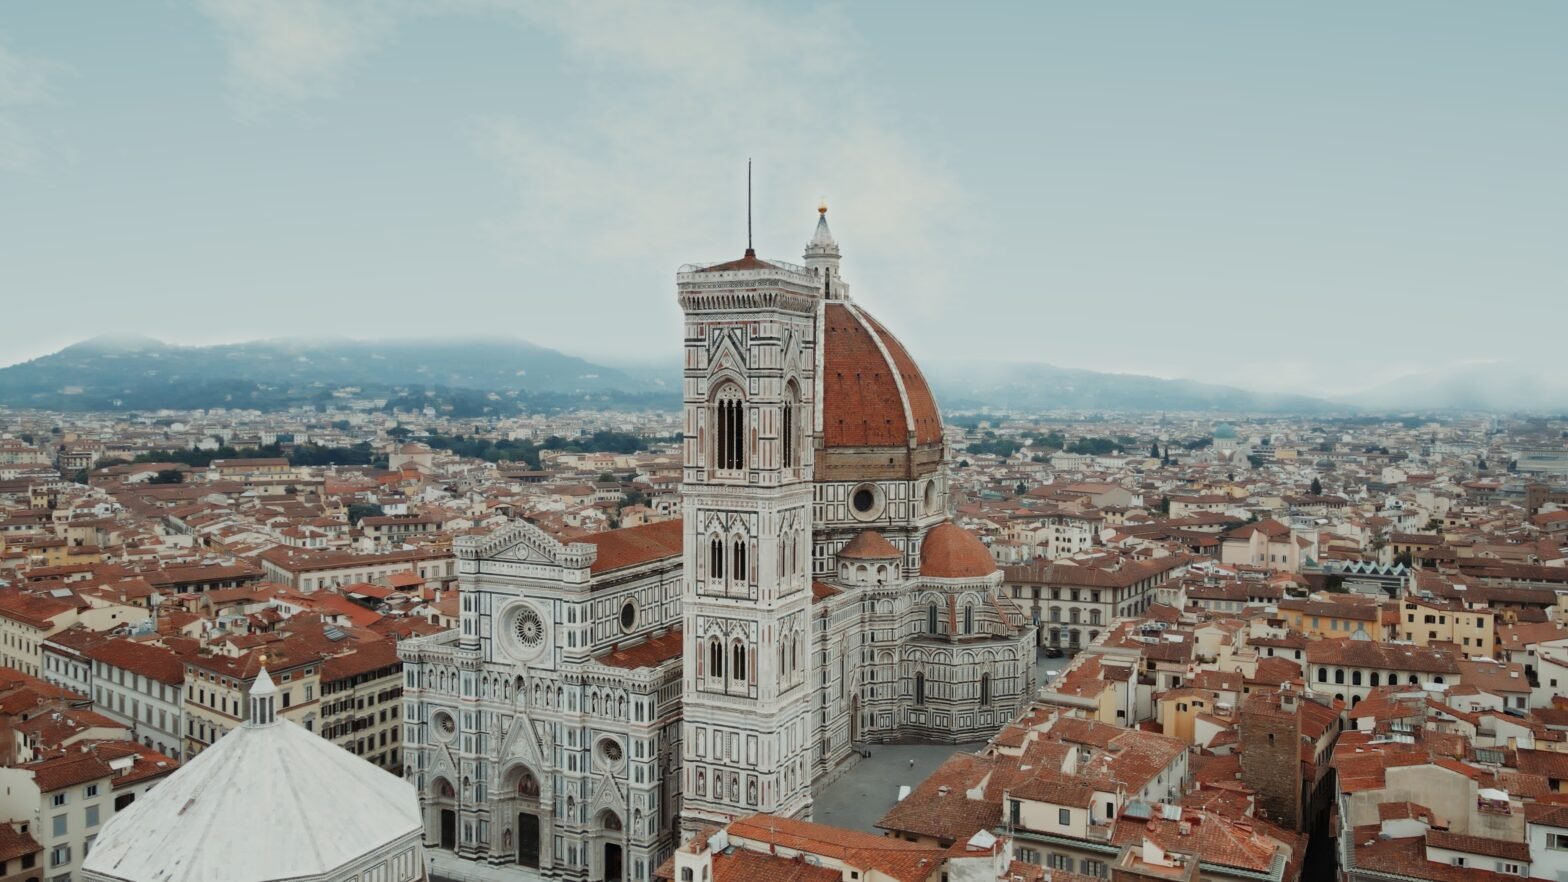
[1,2,1563,397]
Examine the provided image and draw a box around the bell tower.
[677,207,822,833]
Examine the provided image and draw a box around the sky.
[1,1,1563,398]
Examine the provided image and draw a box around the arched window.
[979,673,991,706]
[963,605,974,635]
[1317,668,1327,683]
[732,538,747,585]
[1334,669,1345,685]
[732,642,748,683]
[709,638,725,681]
[1090,609,1102,626]
[714,386,745,471]
[710,536,724,581]
[791,633,800,672]
[915,672,926,705]
[1352,670,1362,686]
[782,385,798,470]
[928,603,939,634]
[1370,672,1380,687]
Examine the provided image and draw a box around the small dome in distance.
[920,522,998,579]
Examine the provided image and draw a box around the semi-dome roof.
[919,522,998,579]
[838,529,901,560]
[820,301,943,450]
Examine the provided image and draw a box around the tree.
[1310,477,1323,496]
[1477,457,1488,471]
[347,503,385,525]
[1149,440,1161,459]
[1015,482,1027,495]
[150,469,184,485]
[387,425,412,440]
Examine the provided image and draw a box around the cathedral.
[399,207,1037,882]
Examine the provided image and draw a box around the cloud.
[186,0,980,335]
[195,0,392,109]
[470,0,978,318]
[0,41,56,171]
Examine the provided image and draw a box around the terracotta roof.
[588,519,683,574]
[598,629,683,670]
[0,823,40,862]
[321,639,402,683]
[727,815,946,882]
[83,639,186,686]
[1425,829,1530,861]
[920,523,997,579]
[696,250,778,273]
[700,847,841,882]
[1110,810,1282,873]
[838,529,901,560]
[820,301,942,449]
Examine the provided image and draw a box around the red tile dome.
[820,301,943,450]
[919,522,998,579]
[838,529,901,560]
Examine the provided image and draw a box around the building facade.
[399,207,1036,881]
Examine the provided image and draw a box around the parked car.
[1043,647,1065,659]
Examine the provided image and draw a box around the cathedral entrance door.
[518,813,541,868]
[440,809,456,850]
[604,843,623,882]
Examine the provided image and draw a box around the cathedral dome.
[919,522,998,579]
[819,301,943,451]
[837,529,901,560]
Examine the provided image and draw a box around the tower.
[1238,685,1304,830]
[677,219,821,831]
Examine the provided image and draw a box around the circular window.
[514,608,544,647]
[599,738,624,766]
[501,603,549,661]
[848,483,884,522]
[619,600,637,633]
[433,710,456,741]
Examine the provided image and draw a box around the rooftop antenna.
[746,158,754,257]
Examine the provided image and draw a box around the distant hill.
[929,361,1339,414]
[0,337,675,413]
[0,336,1346,415]
[1346,362,1568,413]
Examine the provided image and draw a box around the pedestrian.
[908,758,914,769]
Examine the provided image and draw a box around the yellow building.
[1399,596,1495,658]
[1277,595,1382,640]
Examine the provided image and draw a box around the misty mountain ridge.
[0,336,1556,414]
[0,336,667,413]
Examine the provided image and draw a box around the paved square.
[812,741,983,832]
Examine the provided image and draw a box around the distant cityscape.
[0,210,1566,882]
